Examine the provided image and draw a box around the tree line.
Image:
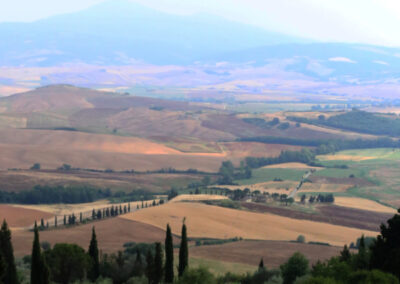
[2,208,400,283]
[288,109,400,137]
[0,186,157,205]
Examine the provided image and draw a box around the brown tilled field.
[240,202,391,231]
[0,205,53,228]
[189,240,345,268]
[120,202,377,246]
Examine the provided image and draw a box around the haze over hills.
[1,0,400,100]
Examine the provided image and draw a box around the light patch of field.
[13,200,150,216]
[170,194,228,203]
[300,183,352,193]
[236,168,307,185]
[334,197,397,214]
[319,154,375,161]
[318,148,400,162]
[263,163,322,170]
[121,202,377,246]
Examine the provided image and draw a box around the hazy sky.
[2,0,400,46]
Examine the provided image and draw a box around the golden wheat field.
[120,202,377,246]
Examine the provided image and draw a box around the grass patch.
[236,168,306,185]
[189,257,256,276]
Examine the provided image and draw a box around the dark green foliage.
[153,242,163,284]
[289,109,400,136]
[178,222,188,277]
[88,227,100,281]
[245,148,316,168]
[0,185,111,204]
[0,251,5,284]
[168,189,179,200]
[370,209,400,278]
[339,245,351,262]
[145,250,154,282]
[348,269,399,284]
[280,252,309,284]
[30,223,50,284]
[30,163,41,170]
[44,243,90,284]
[164,224,174,283]
[176,267,216,284]
[259,258,264,270]
[0,220,18,284]
[218,160,235,184]
[353,235,370,270]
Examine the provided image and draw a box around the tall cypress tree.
[258,258,264,270]
[145,250,154,283]
[30,222,49,284]
[0,220,19,284]
[178,221,188,277]
[154,242,163,284]
[88,227,100,281]
[0,251,5,283]
[164,224,174,283]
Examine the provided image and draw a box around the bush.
[297,235,306,243]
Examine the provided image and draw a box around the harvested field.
[0,205,53,228]
[300,182,352,193]
[309,176,374,187]
[0,129,228,172]
[121,202,377,246]
[263,163,322,170]
[11,218,177,257]
[190,240,344,268]
[241,202,391,231]
[170,194,228,203]
[333,197,397,214]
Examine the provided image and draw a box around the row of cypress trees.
[0,220,18,284]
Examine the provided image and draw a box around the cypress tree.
[145,250,154,283]
[63,215,66,225]
[164,224,174,283]
[340,245,351,262]
[92,209,96,220]
[154,242,163,284]
[0,220,18,284]
[54,216,57,227]
[128,203,131,212]
[88,227,100,281]
[178,221,188,277]
[258,258,264,270]
[40,218,44,229]
[80,212,83,223]
[0,251,5,283]
[31,222,49,284]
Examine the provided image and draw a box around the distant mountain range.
[1,0,400,98]
[0,0,305,66]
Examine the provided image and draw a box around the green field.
[236,168,306,185]
[189,257,256,276]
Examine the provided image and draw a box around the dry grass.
[334,197,397,214]
[121,202,377,246]
[170,194,228,203]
